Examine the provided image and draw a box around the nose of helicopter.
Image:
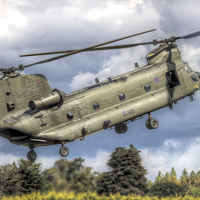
[195,71,200,79]
[194,72,200,86]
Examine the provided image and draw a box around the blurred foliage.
[96,144,148,196]
[42,157,97,193]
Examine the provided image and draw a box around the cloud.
[141,137,200,181]
[36,156,60,171]
[0,0,160,89]
[0,152,25,166]
[181,44,200,71]
[69,46,148,90]
[0,150,110,174]
[150,0,200,35]
[0,151,59,172]
[83,149,110,173]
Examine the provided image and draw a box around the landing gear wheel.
[59,146,69,157]
[149,118,159,129]
[120,123,128,133]
[115,123,128,134]
[27,150,37,161]
[146,120,152,130]
[115,125,121,134]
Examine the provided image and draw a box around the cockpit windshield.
[195,71,200,79]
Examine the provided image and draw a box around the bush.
[187,187,200,197]
[149,182,189,198]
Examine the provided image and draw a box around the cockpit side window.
[188,66,193,73]
[191,74,199,82]
[185,66,193,74]
[166,70,180,88]
[185,66,190,74]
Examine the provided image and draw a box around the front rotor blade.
[20,42,153,57]
[22,29,156,68]
[179,30,200,39]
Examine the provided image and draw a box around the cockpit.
[183,61,200,83]
[195,71,200,79]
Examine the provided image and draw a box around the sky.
[1,0,200,181]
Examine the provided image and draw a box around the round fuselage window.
[119,93,126,101]
[93,102,100,111]
[67,112,73,120]
[144,84,151,92]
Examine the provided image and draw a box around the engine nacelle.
[29,89,64,111]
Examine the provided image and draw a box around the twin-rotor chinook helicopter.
[1,29,200,161]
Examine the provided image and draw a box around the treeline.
[0,145,200,198]
[148,167,200,198]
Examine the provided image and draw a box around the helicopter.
[0,29,200,161]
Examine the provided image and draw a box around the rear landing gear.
[115,123,128,134]
[146,113,159,130]
[59,145,69,157]
[27,147,37,161]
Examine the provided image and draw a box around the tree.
[0,164,21,197]
[155,171,164,183]
[96,144,148,196]
[170,167,178,183]
[165,172,170,182]
[69,166,97,193]
[180,168,190,185]
[18,159,44,194]
[190,170,197,186]
[170,167,177,177]
[43,158,97,193]
[194,170,200,188]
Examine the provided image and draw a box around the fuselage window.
[144,84,151,92]
[67,112,73,120]
[190,74,199,82]
[166,71,179,88]
[119,93,126,101]
[93,102,100,111]
[188,66,193,73]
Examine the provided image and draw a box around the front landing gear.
[27,148,37,161]
[146,113,159,130]
[59,145,69,157]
